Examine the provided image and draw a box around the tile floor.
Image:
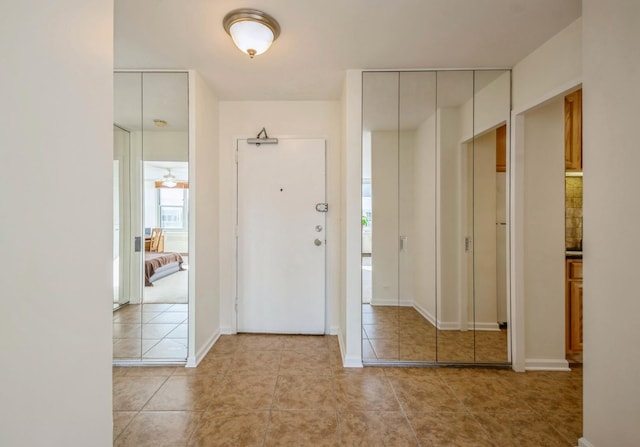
[113,303,188,360]
[113,334,582,446]
[363,304,509,363]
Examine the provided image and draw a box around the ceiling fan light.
[223,9,280,58]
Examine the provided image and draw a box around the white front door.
[237,138,326,334]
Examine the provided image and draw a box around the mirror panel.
[397,71,437,361]
[472,70,510,363]
[362,71,400,361]
[113,72,189,363]
[141,72,189,361]
[361,70,510,365]
[435,70,475,363]
[113,72,144,360]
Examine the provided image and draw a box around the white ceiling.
[114,0,581,101]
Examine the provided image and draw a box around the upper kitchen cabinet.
[565,89,582,172]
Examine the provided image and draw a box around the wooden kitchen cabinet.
[566,258,583,354]
[565,89,582,172]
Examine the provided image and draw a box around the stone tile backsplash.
[565,176,583,250]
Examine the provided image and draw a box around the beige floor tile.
[188,410,270,447]
[338,411,419,446]
[388,375,465,413]
[264,410,339,447]
[229,350,282,375]
[369,338,401,360]
[173,353,234,377]
[208,374,277,410]
[363,323,399,339]
[238,333,287,351]
[113,411,137,441]
[144,375,220,411]
[142,303,175,312]
[334,374,400,411]
[113,376,169,411]
[143,338,188,359]
[279,350,332,375]
[206,335,241,355]
[113,339,142,359]
[121,366,178,377]
[114,411,201,447]
[472,412,574,446]
[148,311,188,324]
[142,323,179,339]
[273,375,336,410]
[113,323,142,339]
[444,377,525,412]
[282,334,330,351]
[546,410,583,445]
[407,411,495,447]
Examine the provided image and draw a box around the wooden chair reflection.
[147,228,165,252]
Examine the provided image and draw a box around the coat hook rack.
[248,127,278,146]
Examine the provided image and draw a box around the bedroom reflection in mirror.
[112,71,189,363]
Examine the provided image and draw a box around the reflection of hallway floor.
[361,256,371,303]
[362,304,508,363]
[113,303,187,361]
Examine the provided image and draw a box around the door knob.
[314,238,322,246]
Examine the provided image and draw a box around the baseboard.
[525,358,571,371]
[220,326,236,335]
[412,302,499,331]
[186,328,220,368]
[369,298,413,307]
[471,321,500,331]
[413,302,437,327]
[337,330,362,368]
[328,325,339,335]
[578,437,595,447]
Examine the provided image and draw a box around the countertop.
[566,251,583,259]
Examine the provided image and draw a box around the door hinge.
[235,297,239,312]
[465,237,473,252]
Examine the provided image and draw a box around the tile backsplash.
[565,176,583,250]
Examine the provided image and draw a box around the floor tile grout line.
[383,372,428,447]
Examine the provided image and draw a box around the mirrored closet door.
[113,72,189,363]
[362,70,511,365]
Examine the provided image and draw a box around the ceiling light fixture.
[223,8,280,59]
[153,119,168,127]
[161,169,177,188]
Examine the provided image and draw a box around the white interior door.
[237,138,326,334]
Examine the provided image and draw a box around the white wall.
[582,2,640,445]
[512,18,582,113]
[0,1,113,445]
[188,71,221,365]
[511,17,583,371]
[218,100,341,336]
[341,70,364,366]
[523,98,567,369]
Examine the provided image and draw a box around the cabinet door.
[568,280,583,352]
[565,89,582,171]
